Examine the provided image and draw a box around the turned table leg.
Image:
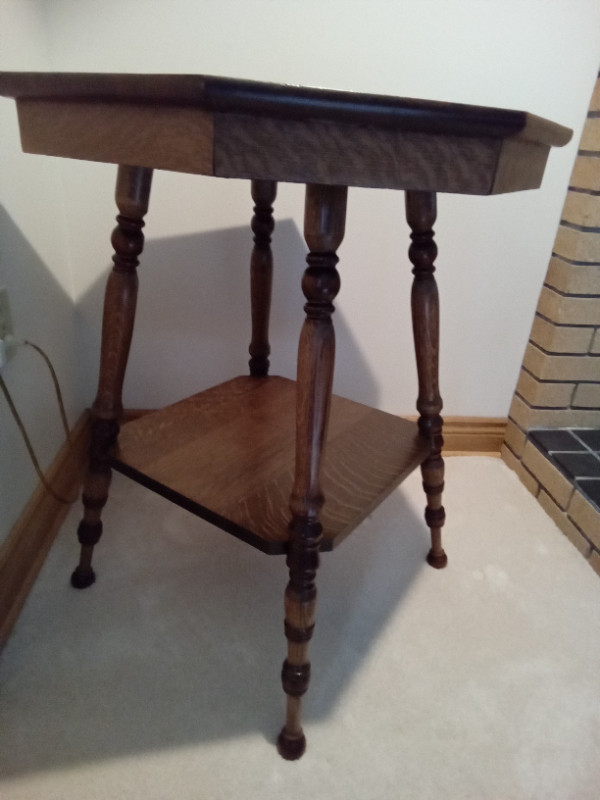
[277,183,347,760]
[71,165,153,589]
[248,179,277,377]
[405,190,447,569]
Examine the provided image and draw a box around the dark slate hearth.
[530,428,600,511]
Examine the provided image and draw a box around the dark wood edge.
[110,452,434,556]
[109,458,289,556]
[0,72,572,146]
[109,455,387,555]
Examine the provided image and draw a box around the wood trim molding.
[403,415,508,456]
[0,410,506,651]
[440,416,507,456]
[0,411,89,651]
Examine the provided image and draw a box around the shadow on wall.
[0,205,81,544]
[75,217,384,410]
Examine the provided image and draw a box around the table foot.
[426,549,448,569]
[277,728,306,760]
[70,565,96,589]
[424,503,446,568]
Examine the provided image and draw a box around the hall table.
[0,72,572,759]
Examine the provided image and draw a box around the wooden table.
[0,72,571,760]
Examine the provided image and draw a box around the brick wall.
[502,73,600,575]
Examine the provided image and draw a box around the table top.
[0,72,571,144]
[0,72,572,194]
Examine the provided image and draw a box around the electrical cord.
[0,340,78,504]
[24,340,73,445]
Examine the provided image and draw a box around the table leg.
[71,165,153,588]
[405,190,447,569]
[277,183,347,760]
[248,179,277,377]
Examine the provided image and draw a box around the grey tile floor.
[529,428,600,509]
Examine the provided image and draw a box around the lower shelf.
[111,375,430,554]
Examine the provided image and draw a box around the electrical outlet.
[0,286,13,341]
[0,287,15,368]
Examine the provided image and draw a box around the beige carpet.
[1,457,599,799]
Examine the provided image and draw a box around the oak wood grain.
[214,114,504,194]
[111,376,429,554]
[491,138,550,194]
[126,409,508,455]
[17,99,214,175]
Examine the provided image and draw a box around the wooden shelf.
[111,376,430,554]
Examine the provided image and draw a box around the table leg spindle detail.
[278,525,321,760]
[71,165,153,589]
[405,190,447,569]
[249,179,277,377]
[277,183,347,760]
[71,420,118,588]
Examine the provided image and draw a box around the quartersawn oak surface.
[0,72,572,195]
[111,376,430,554]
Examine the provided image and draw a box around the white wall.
[0,1,84,544]
[1,1,599,538]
